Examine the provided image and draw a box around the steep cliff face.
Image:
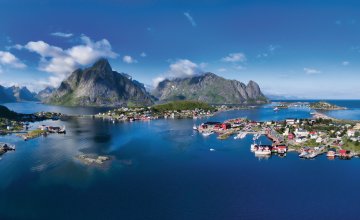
[47,59,153,107]
[152,73,268,104]
[36,87,56,102]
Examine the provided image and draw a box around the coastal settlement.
[196,111,360,160]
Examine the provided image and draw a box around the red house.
[339,149,347,157]
[221,123,231,130]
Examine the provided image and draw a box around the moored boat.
[326,150,335,158]
[254,146,272,155]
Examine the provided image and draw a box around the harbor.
[195,114,360,160]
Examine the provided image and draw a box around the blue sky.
[0,0,359,98]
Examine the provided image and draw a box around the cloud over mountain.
[0,51,26,69]
[153,59,202,86]
[17,35,118,86]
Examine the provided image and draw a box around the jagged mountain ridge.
[47,59,154,106]
[0,85,38,103]
[152,72,268,104]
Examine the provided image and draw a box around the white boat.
[326,151,335,157]
[309,152,317,159]
[209,148,215,152]
[202,131,213,136]
[234,132,247,139]
[252,133,261,141]
[254,147,271,155]
[250,144,257,152]
[274,107,279,111]
[299,151,308,158]
[193,125,198,130]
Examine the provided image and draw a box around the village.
[195,113,360,160]
[93,101,254,123]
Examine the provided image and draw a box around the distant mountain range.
[0,59,269,106]
[152,72,268,104]
[0,85,38,103]
[46,59,154,106]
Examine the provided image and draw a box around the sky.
[0,0,360,99]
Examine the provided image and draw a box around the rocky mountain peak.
[91,58,112,73]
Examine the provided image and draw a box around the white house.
[286,119,295,125]
[295,128,309,137]
[283,128,289,136]
[315,137,323,143]
[295,137,307,143]
[309,132,318,139]
[347,129,356,137]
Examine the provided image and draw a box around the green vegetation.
[310,101,346,110]
[303,139,322,147]
[24,129,47,139]
[342,138,360,152]
[0,105,19,120]
[152,100,215,112]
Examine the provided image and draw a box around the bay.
[0,101,359,220]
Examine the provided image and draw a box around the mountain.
[7,86,39,102]
[0,85,38,103]
[0,85,16,103]
[266,94,305,101]
[36,87,56,102]
[47,59,154,107]
[152,73,268,104]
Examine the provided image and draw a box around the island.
[0,105,67,141]
[94,100,253,122]
[309,101,347,110]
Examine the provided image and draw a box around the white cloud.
[153,59,202,86]
[123,55,138,64]
[51,32,73,38]
[19,35,118,86]
[217,68,227,72]
[0,51,26,69]
[184,12,197,27]
[234,65,245,70]
[342,61,350,66]
[304,67,321,75]
[268,44,280,52]
[221,53,246,62]
[257,44,280,58]
[140,52,147,57]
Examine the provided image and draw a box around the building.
[347,129,356,137]
[295,128,309,137]
[315,137,323,143]
[309,131,318,139]
[221,123,231,130]
[286,119,295,125]
[288,133,295,140]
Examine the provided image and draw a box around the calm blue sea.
[0,101,360,220]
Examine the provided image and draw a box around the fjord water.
[1,101,360,220]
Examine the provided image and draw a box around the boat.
[58,126,66,134]
[326,150,335,158]
[202,131,214,136]
[209,148,215,152]
[299,151,309,158]
[250,144,257,152]
[193,125,198,130]
[273,107,279,111]
[252,133,261,141]
[306,152,317,159]
[234,132,247,139]
[254,146,271,155]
